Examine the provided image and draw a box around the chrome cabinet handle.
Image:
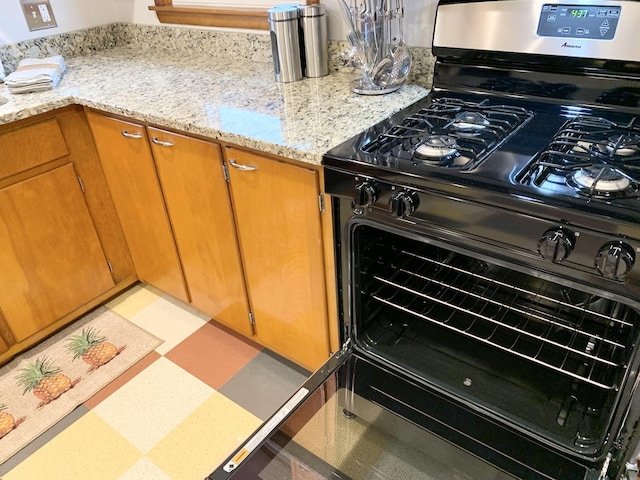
[228,159,258,171]
[151,137,175,147]
[121,130,143,139]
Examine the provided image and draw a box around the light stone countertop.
[0,47,429,165]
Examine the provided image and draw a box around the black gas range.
[211,2,640,480]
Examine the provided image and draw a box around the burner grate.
[518,116,640,199]
[361,98,533,169]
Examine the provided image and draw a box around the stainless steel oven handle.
[228,159,258,171]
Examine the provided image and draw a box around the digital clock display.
[538,4,621,40]
[570,8,588,18]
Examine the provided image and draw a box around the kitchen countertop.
[0,46,429,165]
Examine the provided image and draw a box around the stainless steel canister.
[298,4,328,78]
[268,5,303,83]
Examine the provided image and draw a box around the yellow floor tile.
[92,357,214,454]
[119,457,173,480]
[106,284,161,319]
[128,298,209,355]
[3,412,141,480]
[147,392,262,480]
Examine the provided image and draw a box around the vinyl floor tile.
[92,357,214,454]
[0,405,89,476]
[219,350,310,421]
[84,351,161,409]
[105,284,161,319]
[165,321,262,390]
[127,297,209,355]
[148,392,262,480]
[119,457,173,480]
[2,411,141,480]
[2,284,314,479]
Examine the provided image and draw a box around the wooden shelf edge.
[149,6,270,30]
[149,0,319,30]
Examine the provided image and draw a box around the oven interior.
[351,224,640,458]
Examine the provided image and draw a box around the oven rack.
[368,249,636,391]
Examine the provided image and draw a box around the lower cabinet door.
[225,147,331,371]
[87,112,189,303]
[150,128,253,336]
[0,164,115,342]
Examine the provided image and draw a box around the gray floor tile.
[0,404,89,475]
[219,350,310,421]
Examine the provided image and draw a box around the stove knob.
[353,182,378,209]
[389,190,419,218]
[595,242,635,281]
[538,228,575,263]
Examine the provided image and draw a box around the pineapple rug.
[0,306,162,464]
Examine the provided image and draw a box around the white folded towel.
[4,55,66,93]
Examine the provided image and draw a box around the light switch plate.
[20,0,58,31]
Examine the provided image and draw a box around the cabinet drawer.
[0,119,69,179]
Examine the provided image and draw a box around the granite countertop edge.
[0,47,430,166]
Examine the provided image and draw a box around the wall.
[118,0,438,47]
[1,0,437,48]
[0,0,120,45]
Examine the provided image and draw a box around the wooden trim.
[150,0,319,30]
[318,169,340,355]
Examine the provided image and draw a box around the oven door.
[207,347,603,480]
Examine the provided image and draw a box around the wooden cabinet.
[0,165,115,342]
[149,127,253,336]
[0,107,335,367]
[86,113,189,303]
[0,107,134,360]
[87,111,334,371]
[225,147,331,370]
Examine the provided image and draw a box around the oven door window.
[210,353,526,480]
[350,222,640,459]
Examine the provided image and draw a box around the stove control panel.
[538,4,621,40]
[433,0,640,63]
[327,168,640,292]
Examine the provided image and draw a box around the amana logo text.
[561,42,582,49]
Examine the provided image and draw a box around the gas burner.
[428,101,463,115]
[583,134,640,159]
[567,166,633,198]
[360,97,533,168]
[606,134,640,156]
[518,115,640,201]
[414,135,458,160]
[451,111,491,132]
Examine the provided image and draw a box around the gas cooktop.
[323,91,640,222]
